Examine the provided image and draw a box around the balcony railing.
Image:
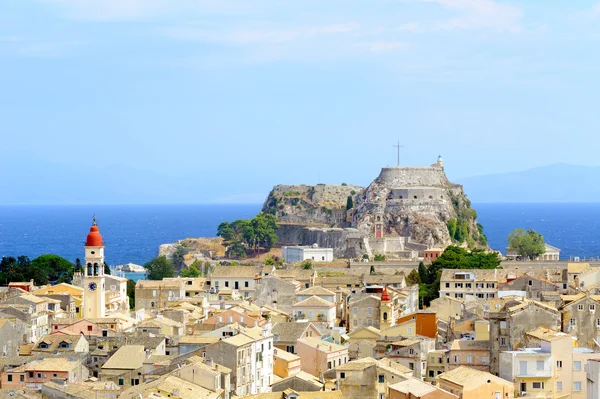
[517,369,553,378]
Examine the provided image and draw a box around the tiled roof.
[101,345,146,370]
[210,265,262,278]
[293,295,335,308]
[449,340,490,351]
[272,322,315,342]
[298,337,347,352]
[389,378,438,396]
[526,327,569,342]
[439,366,512,388]
[296,286,336,297]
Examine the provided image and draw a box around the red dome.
[381,286,391,302]
[86,221,103,247]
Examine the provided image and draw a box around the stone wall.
[376,166,450,188]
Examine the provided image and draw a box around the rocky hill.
[262,159,486,254]
[262,183,363,226]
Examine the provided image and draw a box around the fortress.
[263,156,485,259]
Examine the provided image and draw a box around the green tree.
[127,279,136,309]
[420,246,500,306]
[31,254,73,284]
[418,261,428,283]
[374,254,386,261]
[301,260,313,270]
[104,262,111,275]
[180,263,201,278]
[508,228,546,260]
[406,269,421,285]
[346,195,354,210]
[217,212,279,258]
[447,219,457,240]
[74,258,83,273]
[144,256,175,280]
[370,265,376,275]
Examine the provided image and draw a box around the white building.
[282,244,334,263]
[506,243,561,261]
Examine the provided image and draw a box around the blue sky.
[1,0,600,204]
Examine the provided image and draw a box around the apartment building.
[437,366,514,399]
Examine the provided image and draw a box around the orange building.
[395,312,437,338]
[424,248,444,261]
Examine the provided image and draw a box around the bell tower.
[380,286,393,330]
[83,217,106,318]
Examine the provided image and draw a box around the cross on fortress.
[393,140,404,166]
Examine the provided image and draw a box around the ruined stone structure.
[263,157,484,259]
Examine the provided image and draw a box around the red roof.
[381,286,391,302]
[86,220,103,247]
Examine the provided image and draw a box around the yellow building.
[474,320,489,340]
[273,348,301,378]
[381,319,417,338]
[437,366,514,399]
[33,283,84,318]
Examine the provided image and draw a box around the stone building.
[559,292,600,349]
[447,340,490,372]
[437,366,514,399]
[378,337,436,380]
[134,279,185,311]
[498,274,560,300]
[254,275,299,315]
[488,298,561,375]
[347,286,397,333]
[272,322,322,355]
[335,357,413,399]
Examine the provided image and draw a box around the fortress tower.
[83,218,106,318]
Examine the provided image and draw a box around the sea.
[0,203,599,282]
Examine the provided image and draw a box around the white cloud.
[356,41,408,53]
[422,0,523,32]
[166,23,359,45]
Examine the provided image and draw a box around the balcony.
[516,369,553,378]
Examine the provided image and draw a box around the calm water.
[0,204,598,271]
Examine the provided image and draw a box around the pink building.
[1,357,87,390]
[296,337,349,377]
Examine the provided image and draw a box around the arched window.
[377,216,381,221]
[87,263,93,276]
[383,312,388,320]
[150,302,155,308]
[93,263,99,276]
[429,195,433,199]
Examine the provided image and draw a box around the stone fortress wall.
[375,166,450,188]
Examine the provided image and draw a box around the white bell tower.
[83,217,106,318]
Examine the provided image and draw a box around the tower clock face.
[88,282,97,291]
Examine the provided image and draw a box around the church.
[74,218,130,318]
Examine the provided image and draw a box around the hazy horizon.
[2,1,600,204]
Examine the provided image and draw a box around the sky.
[2,0,600,204]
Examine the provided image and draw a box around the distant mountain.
[457,164,600,203]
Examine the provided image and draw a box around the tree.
[104,262,111,275]
[346,195,354,210]
[180,263,201,278]
[217,212,279,258]
[418,261,428,283]
[301,260,313,270]
[31,254,73,284]
[508,228,546,260]
[420,246,501,306]
[74,258,83,273]
[144,256,175,280]
[127,279,136,309]
[370,265,376,275]
[406,269,421,285]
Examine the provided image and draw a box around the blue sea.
[0,203,599,279]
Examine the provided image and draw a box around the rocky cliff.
[262,162,486,253]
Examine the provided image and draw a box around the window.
[482,356,489,364]
[556,360,562,368]
[574,361,581,371]
[500,337,506,345]
[409,362,414,370]
[7,375,12,382]
[225,281,229,287]
[367,307,373,315]
[217,316,222,323]
[537,361,544,370]
[455,283,463,288]
[467,355,473,364]
[328,361,332,369]
[131,379,140,386]
[353,307,358,315]
[239,316,244,322]
[429,370,435,377]
[378,375,385,383]
[409,348,414,355]
[528,280,533,286]
[407,327,413,334]
[367,319,373,326]
[574,381,582,391]
[286,345,294,353]
[532,382,544,389]
[340,372,346,379]
[570,318,576,327]
[228,316,233,323]
[445,283,450,288]
[28,372,33,378]
[353,319,357,327]
[500,321,507,329]
[556,381,562,391]
[245,281,249,288]
[465,283,472,288]
[87,325,93,332]
[578,304,584,311]
[454,356,458,363]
